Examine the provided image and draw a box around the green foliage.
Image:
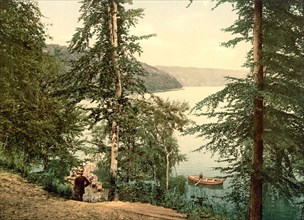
[45,44,181,92]
[118,181,161,204]
[163,190,187,210]
[0,149,27,173]
[45,44,82,62]
[0,1,85,184]
[26,159,75,198]
[27,169,73,198]
[89,94,190,189]
[0,159,73,198]
[141,63,182,92]
[162,176,189,210]
[169,175,187,194]
[222,176,249,219]
[118,96,190,184]
[188,0,304,216]
[118,175,225,219]
[94,160,111,188]
[64,1,173,201]
[64,0,152,105]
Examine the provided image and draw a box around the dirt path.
[0,169,188,220]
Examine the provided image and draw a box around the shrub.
[118,181,161,204]
[26,158,73,198]
[169,175,187,194]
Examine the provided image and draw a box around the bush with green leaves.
[168,175,187,194]
[118,181,161,204]
[28,172,73,198]
[26,159,73,198]
[117,175,225,219]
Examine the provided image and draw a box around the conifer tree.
[66,0,153,200]
[188,0,304,218]
[249,1,263,218]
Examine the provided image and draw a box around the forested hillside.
[141,63,182,91]
[156,65,245,86]
[45,44,182,92]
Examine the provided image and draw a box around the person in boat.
[199,172,203,179]
[73,168,90,201]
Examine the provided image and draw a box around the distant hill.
[45,44,81,62]
[45,44,182,92]
[141,63,182,92]
[45,44,246,89]
[156,66,246,86]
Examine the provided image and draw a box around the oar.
[195,177,203,186]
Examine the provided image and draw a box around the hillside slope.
[0,168,187,220]
[141,63,182,92]
[45,44,182,92]
[156,66,246,86]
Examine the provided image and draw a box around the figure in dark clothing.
[73,168,90,201]
[199,172,203,179]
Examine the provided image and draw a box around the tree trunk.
[248,0,264,219]
[108,0,121,201]
[165,149,172,191]
[126,138,134,183]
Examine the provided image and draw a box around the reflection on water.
[263,198,300,220]
[155,87,301,220]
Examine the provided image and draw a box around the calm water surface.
[155,87,302,220]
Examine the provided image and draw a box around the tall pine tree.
[249,0,263,218]
[188,0,304,218]
[65,0,153,200]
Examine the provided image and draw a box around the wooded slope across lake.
[46,44,246,90]
[156,65,246,86]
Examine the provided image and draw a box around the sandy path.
[0,169,188,220]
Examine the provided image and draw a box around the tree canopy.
[0,0,84,175]
[91,96,190,184]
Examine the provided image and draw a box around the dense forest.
[0,0,303,220]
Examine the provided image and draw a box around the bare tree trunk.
[165,149,173,191]
[248,0,264,219]
[108,0,121,201]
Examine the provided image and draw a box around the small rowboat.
[188,175,224,186]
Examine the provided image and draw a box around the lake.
[154,87,302,220]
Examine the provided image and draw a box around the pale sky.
[38,0,250,70]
